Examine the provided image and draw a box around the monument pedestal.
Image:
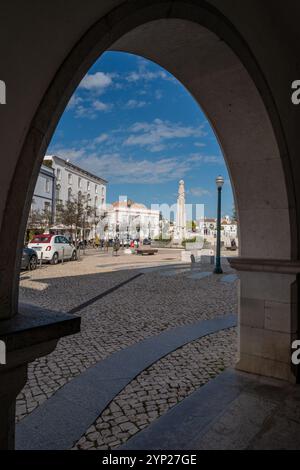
[181,249,202,263]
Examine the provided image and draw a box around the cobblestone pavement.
[74,328,237,450]
[17,248,238,429]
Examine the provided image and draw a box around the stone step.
[120,369,293,450]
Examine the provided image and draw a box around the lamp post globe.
[216,175,224,189]
[214,175,224,274]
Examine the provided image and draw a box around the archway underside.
[0,5,298,454]
[111,18,291,260]
[108,18,297,383]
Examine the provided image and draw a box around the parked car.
[28,234,77,264]
[143,238,151,245]
[21,247,38,271]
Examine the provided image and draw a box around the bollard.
[62,248,64,264]
[40,251,43,268]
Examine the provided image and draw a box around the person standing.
[113,239,120,256]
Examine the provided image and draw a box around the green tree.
[56,193,91,240]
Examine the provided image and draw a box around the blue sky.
[48,51,234,218]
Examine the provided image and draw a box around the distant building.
[222,219,238,247]
[104,198,160,241]
[201,218,217,236]
[198,215,239,249]
[31,164,55,220]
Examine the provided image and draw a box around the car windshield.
[30,235,52,243]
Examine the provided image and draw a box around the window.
[95,196,98,207]
[68,187,72,201]
[56,183,61,201]
[68,173,72,185]
[45,179,50,193]
[31,235,52,243]
[78,177,82,188]
[87,181,90,191]
[101,187,105,197]
[95,184,98,194]
[101,197,105,206]
[57,169,61,181]
[44,201,50,211]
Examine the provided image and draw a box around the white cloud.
[125,59,177,84]
[187,153,222,164]
[74,100,113,119]
[79,72,112,93]
[93,100,112,111]
[151,144,166,152]
[194,142,206,148]
[67,94,83,110]
[51,148,86,161]
[50,146,197,184]
[94,133,109,144]
[74,105,96,119]
[48,135,225,185]
[126,70,168,82]
[189,187,211,197]
[123,119,206,151]
[124,99,148,109]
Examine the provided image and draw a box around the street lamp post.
[214,175,224,274]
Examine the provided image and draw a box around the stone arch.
[110,19,293,261]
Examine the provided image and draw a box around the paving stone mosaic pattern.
[17,249,237,423]
[74,328,237,450]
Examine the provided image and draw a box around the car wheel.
[29,255,37,270]
[71,250,77,261]
[51,252,59,265]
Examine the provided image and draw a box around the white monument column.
[176,180,186,243]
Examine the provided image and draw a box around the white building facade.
[222,220,238,248]
[103,199,160,242]
[31,164,55,219]
[44,155,107,211]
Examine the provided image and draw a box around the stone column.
[0,365,27,449]
[176,180,186,243]
[229,258,300,383]
[0,304,80,449]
